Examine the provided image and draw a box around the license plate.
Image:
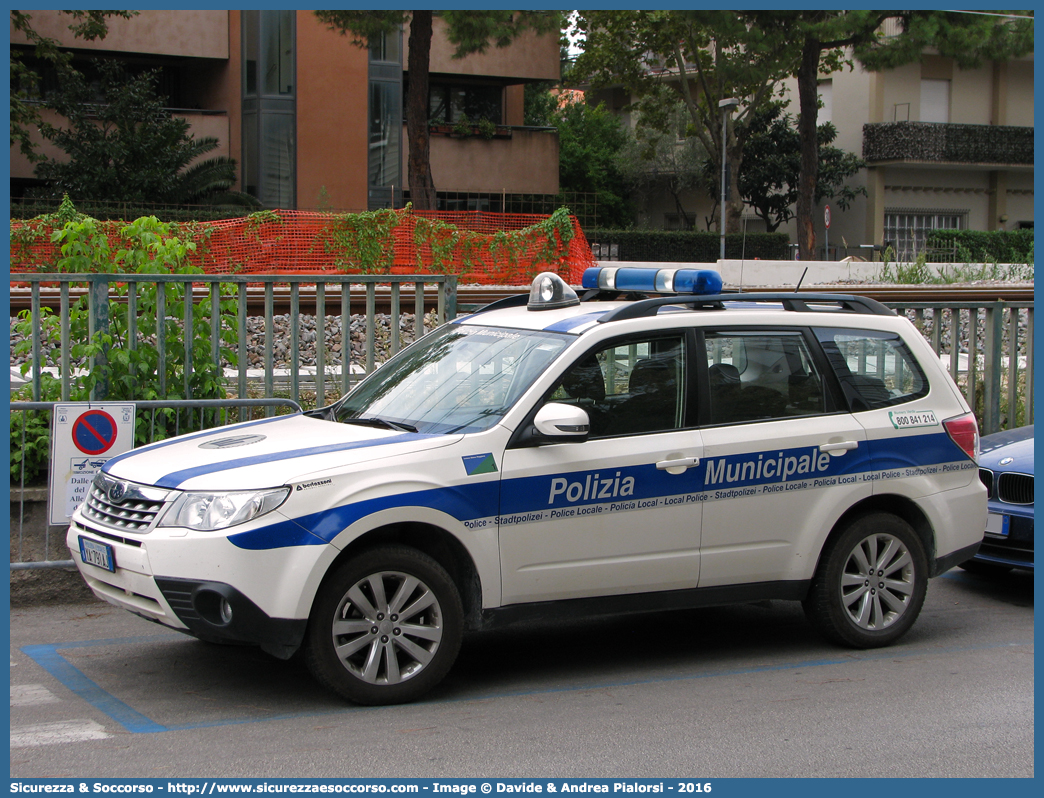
[78,536,115,572]
[984,513,1010,538]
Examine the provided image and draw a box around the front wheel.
[305,546,463,705]
[803,513,928,648]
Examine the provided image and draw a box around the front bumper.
[154,577,307,659]
[68,518,310,658]
[971,510,1034,570]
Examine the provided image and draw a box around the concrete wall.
[10,109,231,180]
[296,12,370,210]
[420,128,560,195]
[11,10,229,60]
[422,17,560,82]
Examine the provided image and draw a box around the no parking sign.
[49,403,136,525]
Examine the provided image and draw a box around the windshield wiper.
[341,416,418,433]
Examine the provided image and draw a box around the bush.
[11,214,239,483]
[583,229,790,262]
[926,229,1034,265]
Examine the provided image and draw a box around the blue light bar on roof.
[581,267,723,295]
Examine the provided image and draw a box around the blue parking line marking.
[21,635,1032,733]
[22,639,169,734]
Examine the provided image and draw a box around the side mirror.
[533,403,590,440]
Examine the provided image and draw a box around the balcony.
[421,126,560,195]
[862,122,1033,170]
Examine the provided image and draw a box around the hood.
[102,414,459,491]
[980,425,1033,472]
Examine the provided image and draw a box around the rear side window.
[703,330,826,424]
[814,328,928,411]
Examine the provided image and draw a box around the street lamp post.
[718,98,739,261]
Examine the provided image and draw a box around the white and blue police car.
[68,268,986,705]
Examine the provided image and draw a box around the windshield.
[333,324,572,434]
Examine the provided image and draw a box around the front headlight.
[160,487,290,531]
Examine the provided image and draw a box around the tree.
[617,103,709,230]
[31,61,257,207]
[555,99,633,228]
[730,103,865,233]
[10,10,136,161]
[745,10,1035,259]
[571,11,795,234]
[315,10,563,210]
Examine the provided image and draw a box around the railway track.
[9,281,1034,316]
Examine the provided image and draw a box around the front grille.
[80,473,171,533]
[997,472,1034,505]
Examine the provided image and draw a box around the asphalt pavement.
[8,567,1034,779]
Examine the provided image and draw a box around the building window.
[369,81,401,189]
[242,10,296,208]
[368,29,403,209]
[429,82,503,125]
[818,80,832,125]
[920,79,950,123]
[369,30,400,63]
[884,210,964,260]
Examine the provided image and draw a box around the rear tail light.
[943,412,979,461]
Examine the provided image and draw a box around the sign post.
[49,403,136,525]
[824,204,831,261]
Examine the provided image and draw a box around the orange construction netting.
[10,208,596,286]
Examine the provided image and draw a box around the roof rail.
[597,292,896,323]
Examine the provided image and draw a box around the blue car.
[962,425,1034,573]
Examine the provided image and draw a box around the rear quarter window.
[814,328,929,411]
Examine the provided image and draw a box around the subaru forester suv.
[68,268,986,705]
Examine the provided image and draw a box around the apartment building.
[588,47,1033,257]
[10,10,561,211]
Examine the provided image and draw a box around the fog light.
[220,599,233,625]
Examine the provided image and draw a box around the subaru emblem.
[108,481,128,503]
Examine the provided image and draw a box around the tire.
[958,559,1013,577]
[305,546,463,705]
[803,513,928,648]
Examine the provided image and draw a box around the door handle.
[819,441,859,455]
[656,456,699,471]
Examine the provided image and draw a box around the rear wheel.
[803,513,928,648]
[305,546,463,705]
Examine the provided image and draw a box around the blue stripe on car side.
[102,413,300,473]
[866,429,969,469]
[228,481,501,550]
[225,431,966,552]
[153,433,440,489]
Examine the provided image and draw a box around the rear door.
[696,328,872,588]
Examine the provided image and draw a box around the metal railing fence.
[892,300,1033,435]
[10,398,302,571]
[12,273,458,410]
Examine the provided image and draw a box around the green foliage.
[476,117,498,139]
[584,229,790,262]
[926,229,1034,266]
[320,207,402,274]
[616,100,710,229]
[571,11,797,232]
[10,214,240,482]
[727,104,867,232]
[30,60,258,207]
[878,245,1034,285]
[10,10,136,161]
[863,122,1033,165]
[555,101,634,228]
[9,401,54,484]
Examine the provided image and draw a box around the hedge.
[583,229,790,263]
[926,229,1034,264]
